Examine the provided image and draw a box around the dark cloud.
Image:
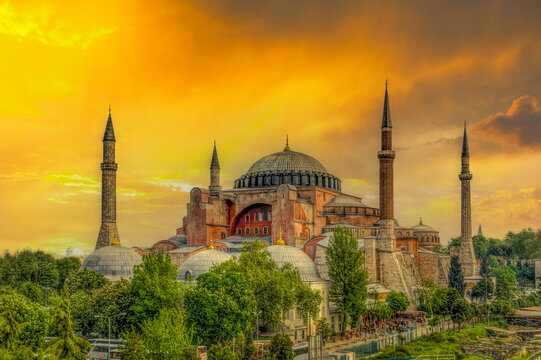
[474,95,541,148]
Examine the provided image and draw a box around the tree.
[42,285,90,359]
[504,229,541,260]
[121,308,196,360]
[235,332,256,360]
[65,268,110,293]
[315,318,333,343]
[69,290,95,336]
[448,256,465,297]
[207,343,236,360]
[55,257,81,290]
[450,298,470,329]
[212,241,321,330]
[0,293,49,350]
[93,278,134,337]
[386,291,410,315]
[129,253,183,325]
[493,266,519,300]
[184,270,256,346]
[18,281,44,304]
[471,277,494,302]
[326,226,368,332]
[269,333,295,360]
[480,258,491,278]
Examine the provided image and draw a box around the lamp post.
[94,313,126,359]
[256,310,262,340]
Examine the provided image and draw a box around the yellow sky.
[1,0,540,254]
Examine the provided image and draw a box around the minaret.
[96,108,120,249]
[459,123,477,276]
[377,81,396,250]
[477,224,483,236]
[209,140,221,197]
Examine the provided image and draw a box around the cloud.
[474,95,541,149]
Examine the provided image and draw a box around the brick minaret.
[209,140,221,197]
[459,123,477,276]
[377,81,396,251]
[96,108,119,249]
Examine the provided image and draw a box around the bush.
[269,334,295,360]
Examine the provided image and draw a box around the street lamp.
[94,313,126,360]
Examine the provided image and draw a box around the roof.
[80,245,142,281]
[267,245,321,282]
[411,223,437,233]
[216,236,272,251]
[166,234,187,247]
[462,123,470,157]
[381,82,392,128]
[103,109,115,142]
[324,195,366,207]
[176,249,232,281]
[169,245,205,254]
[246,150,327,174]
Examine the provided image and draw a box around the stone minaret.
[377,81,396,251]
[96,108,119,249]
[459,123,477,276]
[209,140,221,197]
[477,224,483,236]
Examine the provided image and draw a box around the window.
[185,271,192,281]
[237,228,242,235]
[255,227,259,235]
[263,226,268,235]
[302,330,305,339]
[221,232,226,239]
[255,212,260,221]
[245,215,250,223]
[262,210,268,221]
[246,227,250,235]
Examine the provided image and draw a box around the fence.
[336,319,458,358]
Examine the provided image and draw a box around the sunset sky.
[1,0,540,254]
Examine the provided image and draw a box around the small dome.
[411,218,437,233]
[81,246,142,281]
[167,234,187,246]
[267,245,321,282]
[176,249,232,281]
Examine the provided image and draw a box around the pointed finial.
[419,217,423,225]
[103,106,116,141]
[109,105,111,116]
[112,232,119,246]
[284,135,291,151]
[461,121,469,157]
[209,238,214,250]
[381,80,392,128]
[210,140,220,169]
[277,227,285,245]
[385,79,388,90]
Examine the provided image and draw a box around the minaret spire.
[96,108,119,249]
[209,140,221,197]
[377,81,396,250]
[459,123,477,277]
[284,134,291,151]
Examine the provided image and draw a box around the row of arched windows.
[237,226,269,236]
[244,210,270,223]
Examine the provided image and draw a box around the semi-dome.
[267,245,321,282]
[80,245,142,281]
[176,249,232,281]
[234,146,341,191]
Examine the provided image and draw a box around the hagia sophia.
[81,84,479,340]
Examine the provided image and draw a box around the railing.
[414,355,455,360]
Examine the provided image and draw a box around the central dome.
[247,150,328,174]
[234,147,341,191]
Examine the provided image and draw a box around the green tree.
[69,290,95,336]
[326,226,368,332]
[315,318,333,343]
[18,281,44,304]
[93,278,133,337]
[504,229,541,260]
[65,268,110,293]
[493,266,519,300]
[0,293,49,350]
[450,298,470,329]
[269,333,295,360]
[207,343,236,360]
[0,308,25,351]
[129,253,183,325]
[42,285,90,359]
[448,255,465,297]
[471,277,494,302]
[212,241,321,329]
[479,258,491,278]
[121,308,197,360]
[184,270,256,346]
[386,291,410,315]
[55,257,81,290]
[235,332,256,360]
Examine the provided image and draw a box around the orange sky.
[1,0,540,254]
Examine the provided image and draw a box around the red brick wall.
[231,204,272,237]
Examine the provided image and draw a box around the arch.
[230,203,272,236]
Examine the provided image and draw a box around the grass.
[373,323,489,360]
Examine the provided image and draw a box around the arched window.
[255,212,260,221]
[397,231,402,237]
[237,228,242,235]
[263,226,268,235]
[246,227,250,235]
[185,270,193,281]
[245,215,250,223]
[263,209,268,221]
[255,227,259,235]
